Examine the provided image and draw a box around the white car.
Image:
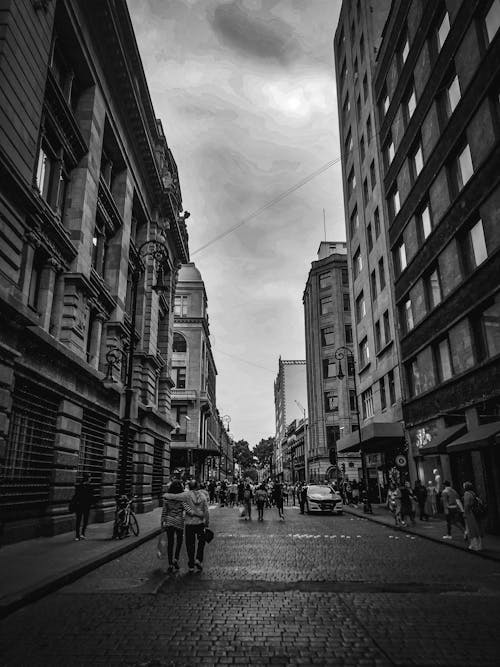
[305,485,343,514]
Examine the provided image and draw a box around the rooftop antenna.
[323,208,327,242]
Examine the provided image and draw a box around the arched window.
[173,332,187,353]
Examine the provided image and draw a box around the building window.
[345,129,353,153]
[356,291,366,322]
[375,320,382,352]
[396,241,407,273]
[367,224,373,253]
[353,247,363,279]
[35,140,69,217]
[345,324,353,344]
[378,257,386,291]
[374,207,380,238]
[319,272,331,290]
[437,10,450,52]
[449,318,475,374]
[436,339,453,381]
[385,137,395,169]
[442,71,461,119]
[343,293,351,311]
[379,376,387,411]
[411,141,424,180]
[388,369,396,404]
[91,216,109,277]
[419,203,432,240]
[324,391,338,412]
[172,332,187,353]
[362,387,374,420]
[462,219,488,270]
[360,135,366,162]
[383,310,391,344]
[381,86,389,116]
[174,295,189,316]
[173,366,187,388]
[427,268,442,308]
[321,326,335,346]
[343,95,351,122]
[350,206,359,237]
[453,143,474,191]
[366,115,372,142]
[323,358,337,378]
[320,297,333,315]
[370,269,377,301]
[399,31,410,68]
[348,168,356,198]
[478,293,500,358]
[485,0,500,44]
[359,337,370,367]
[402,298,414,333]
[342,268,349,286]
[404,84,417,123]
[388,186,400,220]
[363,73,368,101]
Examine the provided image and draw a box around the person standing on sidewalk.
[243,483,253,520]
[183,480,209,572]
[441,480,465,540]
[414,480,428,521]
[273,480,285,521]
[70,473,95,541]
[159,480,185,572]
[463,481,484,551]
[255,484,268,521]
[299,483,308,514]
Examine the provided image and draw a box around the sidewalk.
[0,508,163,619]
[343,503,500,561]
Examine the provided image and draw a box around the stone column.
[20,231,40,306]
[87,312,105,370]
[94,417,121,523]
[37,258,60,331]
[134,430,154,514]
[49,272,65,339]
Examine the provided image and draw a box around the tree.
[232,439,254,470]
[253,436,275,467]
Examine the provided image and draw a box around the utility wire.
[191,156,341,256]
[213,348,276,375]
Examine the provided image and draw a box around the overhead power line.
[213,348,275,375]
[191,156,341,256]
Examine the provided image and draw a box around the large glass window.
[482,294,500,357]
[322,358,336,378]
[174,295,189,316]
[362,387,374,420]
[428,268,442,308]
[437,339,453,381]
[356,292,366,322]
[455,143,474,190]
[350,207,359,237]
[420,203,432,240]
[383,310,391,344]
[324,391,338,412]
[437,11,450,51]
[444,73,461,117]
[353,248,362,279]
[320,297,333,315]
[345,324,353,345]
[374,207,380,238]
[321,326,335,346]
[397,241,407,273]
[359,337,370,367]
[172,366,187,388]
[370,270,377,301]
[449,319,475,374]
[412,142,424,179]
[485,0,500,44]
[405,85,417,122]
[319,272,331,290]
[470,220,488,266]
[172,332,187,353]
[343,293,351,311]
[402,298,414,333]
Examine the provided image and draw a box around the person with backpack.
[254,484,269,521]
[463,481,485,551]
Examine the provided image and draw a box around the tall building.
[170,263,219,480]
[0,0,189,542]
[374,0,500,530]
[303,241,362,483]
[273,358,307,481]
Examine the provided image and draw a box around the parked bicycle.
[112,494,139,539]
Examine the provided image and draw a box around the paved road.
[2,505,500,666]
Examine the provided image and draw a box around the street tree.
[253,436,274,467]
[232,439,254,470]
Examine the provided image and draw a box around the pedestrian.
[208,480,216,504]
[425,480,437,517]
[299,483,308,514]
[228,480,237,506]
[159,480,185,572]
[386,482,402,527]
[351,480,360,506]
[291,484,296,506]
[70,473,95,541]
[237,480,245,505]
[273,480,285,520]
[243,483,253,520]
[219,479,227,507]
[400,481,416,526]
[462,481,484,551]
[441,480,465,540]
[254,484,268,521]
[413,479,428,521]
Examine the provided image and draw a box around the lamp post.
[117,237,173,496]
[335,346,368,489]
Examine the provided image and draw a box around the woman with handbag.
[463,481,484,551]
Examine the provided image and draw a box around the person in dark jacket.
[413,479,428,521]
[299,483,308,514]
[71,473,94,541]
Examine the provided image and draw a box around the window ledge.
[376,338,394,357]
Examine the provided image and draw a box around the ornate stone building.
[0,0,189,542]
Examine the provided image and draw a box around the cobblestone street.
[2,505,500,666]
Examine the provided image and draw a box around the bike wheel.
[129,512,139,536]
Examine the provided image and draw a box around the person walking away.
[159,480,185,572]
[243,483,253,520]
[463,481,484,551]
[441,480,465,540]
[71,473,95,541]
[351,480,360,507]
[183,480,210,572]
[273,480,285,520]
[228,481,237,507]
[219,479,227,507]
[237,480,245,506]
[255,484,268,521]
[387,482,402,527]
[208,480,216,504]
[425,481,437,517]
[400,481,416,526]
[413,480,428,521]
[299,483,308,514]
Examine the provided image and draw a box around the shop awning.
[415,423,467,456]
[446,422,500,453]
[337,421,404,454]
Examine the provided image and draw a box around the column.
[87,312,105,370]
[37,258,60,331]
[20,231,40,305]
[49,272,65,338]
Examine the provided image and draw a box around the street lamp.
[117,236,174,496]
[335,346,367,488]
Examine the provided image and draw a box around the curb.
[343,507,500,563]
[0,527,162,620]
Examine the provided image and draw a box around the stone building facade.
[374,0,500,531]
[303,241,362,483]
[0,0,189,542]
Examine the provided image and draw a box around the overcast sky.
[128,0,344,446]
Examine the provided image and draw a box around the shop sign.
[366,453,382,467]
[415,428,432,449]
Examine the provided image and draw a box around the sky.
[128,0,344,446]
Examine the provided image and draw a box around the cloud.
[210,1,300,66]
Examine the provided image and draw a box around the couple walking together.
[159,479,210,572]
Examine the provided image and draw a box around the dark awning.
[337,421,404,454]
[446,422,500,454]
[415,423,467,456]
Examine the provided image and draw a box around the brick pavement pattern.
[2,505,500,666]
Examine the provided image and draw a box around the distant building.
[303,241,362,483]
[374,1,500,529]
[170,263,220,479]
[287,418,307,483]
[273,358,307,481]
[334,0,405,501]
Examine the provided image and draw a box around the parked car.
[305,485,343,514]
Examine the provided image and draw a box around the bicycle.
[112,494,139,539]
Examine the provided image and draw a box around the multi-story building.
[334,0,406,500]
[286,418,307,483]
[170,262,220,480]
[374,0,500,530]
[0,0,189,542]
[303,241,362,483]
[273,358,307,481]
